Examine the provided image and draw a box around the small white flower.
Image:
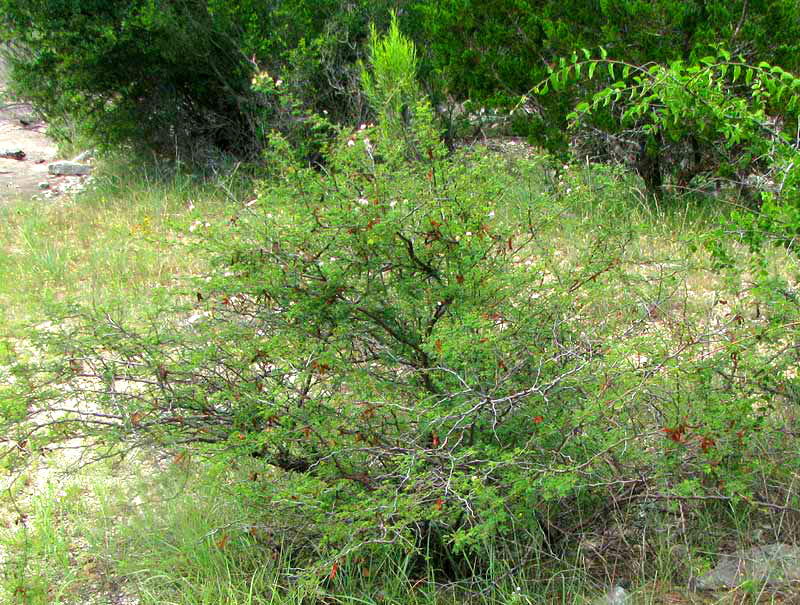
[275,79,283,87]
[347,139,355,147]
[389,200,397,208]
[357,197,369,206]
[488,211,495,218]
[566,188,572,194]
[359,123,367,130]
[245,198,258,207]
[465,231,473,236]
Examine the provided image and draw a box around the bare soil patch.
[0,101,57,203]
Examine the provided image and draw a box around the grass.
[0,157,245,335]
[1,149,799,604]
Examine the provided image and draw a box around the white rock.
[594,586,630,605]
[48,161,92,176]
[694,544,800,590]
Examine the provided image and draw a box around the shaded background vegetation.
[2,1,798,163]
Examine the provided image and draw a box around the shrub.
[361,13,421,143]
[412,0,800,157]
[8,117,798,580]
[0,0,402,161]
[0,1,262,159]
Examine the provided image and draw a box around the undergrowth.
[2,143,798,604]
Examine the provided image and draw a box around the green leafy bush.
[413,0,800,157]
[8,119,798,581]
[540,49,800,199]
[0,0,400,160]
[0,0,262,158]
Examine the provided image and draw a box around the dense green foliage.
[6,43,800,587]
[0,0,257,156]
[0,0,399,158]
[4,1,798,163]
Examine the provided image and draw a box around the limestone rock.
[48,161,92,176]
[694,544,800,590]
[593,585,630,605]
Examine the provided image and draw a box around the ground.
[0,99,57,203]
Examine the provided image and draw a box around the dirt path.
[0,55,89,204]
[0,100,58,202]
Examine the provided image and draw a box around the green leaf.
[745,69,753,85]
[622,65,630,79]
[608,63,614,79]
[733,65,741,82]
[581,48,590,60]
[575,102,589,113]
[588,62,597,79]
[600,47,607,60]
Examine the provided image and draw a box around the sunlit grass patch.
[0,159,249,335]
